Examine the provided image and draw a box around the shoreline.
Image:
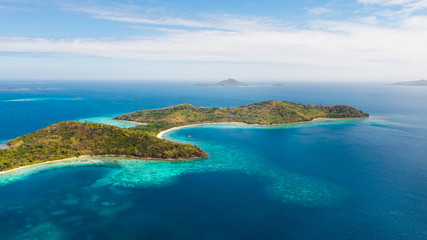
[0,155,90,176]
[157,122,245,139]
[0,154,207,176]
[108,117,147,126]
[155,117,365,140]
[0,139,10,149]
[77,116,146,128]
[0,142,9,150]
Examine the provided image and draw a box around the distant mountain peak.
[391,79,427,86]
[196,78,249,87]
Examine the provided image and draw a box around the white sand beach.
[0,155,90,176]
[155,118,338,140]
[156,122,245,139]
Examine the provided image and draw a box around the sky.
[0,0,426,82]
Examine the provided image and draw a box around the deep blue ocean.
[0,81,426,239]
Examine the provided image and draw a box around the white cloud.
[1,1,426,81]
[406,0,427,10]
[308,7,332,15]
[68,6,207,29]
[65,5,283,32]
[1,16,426,69]
[358,0,427,16]
[401,15,427,29]
[358,0,416,5]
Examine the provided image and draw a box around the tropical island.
[0,121,206,171]
[390,80,427,86]
[115,100,368,134]
[0,100,368,171]
[196,78,249,87]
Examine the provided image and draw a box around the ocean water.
[0,81,426,239]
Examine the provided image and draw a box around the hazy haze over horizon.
[0,0,426,82]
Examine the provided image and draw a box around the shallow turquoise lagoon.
[77,115,145,128]
[0,82,426,239]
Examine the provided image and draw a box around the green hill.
[0,121,206,171]
[116,100,368,134]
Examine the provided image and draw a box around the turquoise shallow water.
[0,140,8,149]
[0,82,426,239]
[0,121,351,208]
[77,115,145,128]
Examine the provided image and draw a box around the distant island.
[0,86,62,91]
[0,100,368,172]
[196,79,249,87]
[390,80,427,86]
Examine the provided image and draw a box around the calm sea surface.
[0,81,426,239]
